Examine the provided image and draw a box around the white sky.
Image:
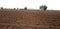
[0,0,60,10]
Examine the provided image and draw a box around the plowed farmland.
[0,10,60,29]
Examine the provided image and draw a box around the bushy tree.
[24,7,27,10]
[40,5,47,11]
[1,7,3,10]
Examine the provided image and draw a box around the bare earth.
[0,10,60,29]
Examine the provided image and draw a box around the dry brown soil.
[0,10,60,29]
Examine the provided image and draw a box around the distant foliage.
[24,7,27,10]
[0,7,3,10]
[40,5,47,11]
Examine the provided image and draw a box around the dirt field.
[0,10,60,29]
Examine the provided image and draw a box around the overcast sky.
[0,0,60,10]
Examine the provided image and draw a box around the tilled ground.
[0,10,60,29]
